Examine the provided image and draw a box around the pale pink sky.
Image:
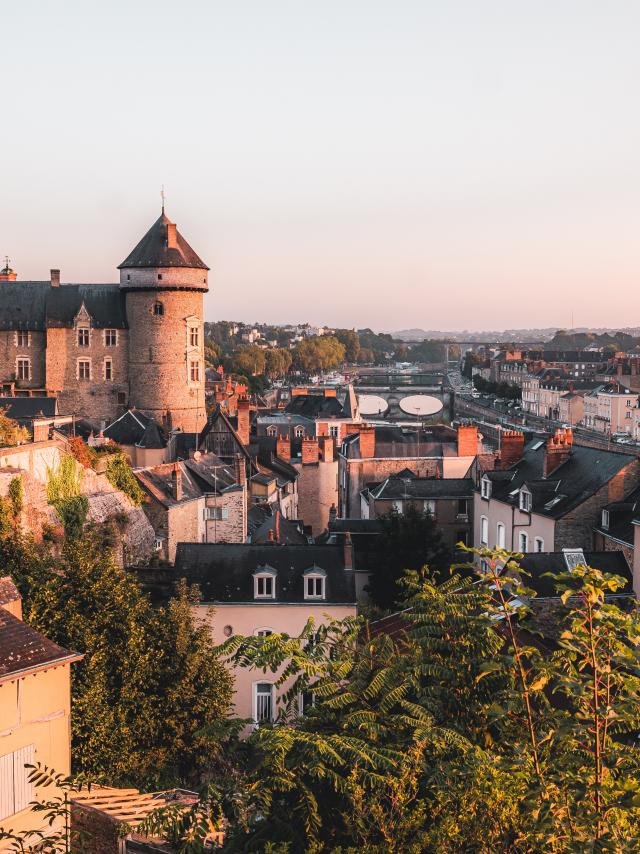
[2,1,640,331]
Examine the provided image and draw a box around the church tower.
[119,209,209,434]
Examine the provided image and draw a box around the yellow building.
[0,577,81,839]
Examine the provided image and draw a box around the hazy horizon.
[3,1,639,331]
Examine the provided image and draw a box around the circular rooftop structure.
[399,394,443,417]
[357,394,389,416]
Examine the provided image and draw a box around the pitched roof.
[248,507,308,545]
[46,285,127,328]
[517,551,632,598]
[104,409,163,447]
[342,425,459,460]
[0,608,81,684]
[365,476,474,501]
[0,576,20,607]
[483,439,636,519]
[0,396,58,420]
[174,543,356,604]
[284,395,345,418]
[118,212,209,270]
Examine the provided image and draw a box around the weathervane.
[2,255,9,270]
[161,185,165,213]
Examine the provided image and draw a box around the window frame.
[519,532,529,552]
[254,569,276,599]
[15,330,30,348]
[153,302,164,317]
[253,681,275,724]
[189,326,200,348]
[601,509,609,530]
[304,571,326,600]
[189,360,201,383]
[77,327,90,347]
[480,515,488,546]
[77,359,91,381]
[16,357,31,381]
[534,536,544,553]
[103,357,113,382]
[254,628,274,637]
[104,328,118,347]
[497,522,505,549]
[519,489,532,513]
[480,477,491,500]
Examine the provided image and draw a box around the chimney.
[236,396,250,446]
[276,433,291,462]
[543,428,573,478]
[167,222,178,250]
[301,436,319,465]
[320,435,334,462]
[343,531,353,570]
[499,430,525,469]
[50,269,60,288]
[275,510,280,544]
[267,528,275,543]
[171,463,183,501]
[457,424,479,457]
[234,453,246,487]
[329,503,337,525]
[358,425,376,458]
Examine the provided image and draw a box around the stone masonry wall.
[126,290,206,433]
[0,329,47,388]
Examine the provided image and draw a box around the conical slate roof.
[118,211,209,270]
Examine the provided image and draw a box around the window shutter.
[13,745,34,813]
[0,752,13,820]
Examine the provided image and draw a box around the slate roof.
[284,395,345,418]
[0,282,126,330]
[174,543,356,604]
[248,507,308,545]
[0,607,81,684]
[594,486,640,547]
[517,551,633,598]
[0,396,58,420]
[482,440,636,519]
[118,212,209,270]
[342,425,459,460]
[104,409,165,447]
[135,462,203,507]
[365,476,474,501]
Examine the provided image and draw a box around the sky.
[2,1,640,332]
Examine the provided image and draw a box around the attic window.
[304,570,326,600]
[480,478,491,500]
[254,567,277,599]
[601,509,610,530]
[519,490,532,512]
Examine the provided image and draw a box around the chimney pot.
[343,531,354,570]
[171,463,183,501]
[50,269,60,288]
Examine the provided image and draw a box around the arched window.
[294,426,305,438]
[153,302,164,317]
[266,426,277,437]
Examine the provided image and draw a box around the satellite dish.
[399,394,443,417]
[357,394,389,416]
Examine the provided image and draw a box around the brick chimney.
[50,269,60,288]
[302,436,319,465]
[275,510,280,544]
[358,425,376,458]
[343,531,354,569]
[276,434,291,462]
[234,453,246,487]
[499,430,525,469]
[171,463,182,501]
[543,428,573,478]
[236,396,250,446]
[167,222,178,249]
[329,503,337,525]
[457,424,478,457]
[320,435,334,463]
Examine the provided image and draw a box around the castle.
[0,208,208,433]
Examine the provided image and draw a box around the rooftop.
[0,606,81,685]
[118,211,209,270]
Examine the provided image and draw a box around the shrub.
[105,453,145,505]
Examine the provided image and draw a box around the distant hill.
[391,327,640,345]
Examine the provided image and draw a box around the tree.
[333,329,360,363]
[230,346,266,377]
[0,408,29,447]
[264,348,293,380]
[1,528,233,788]
[367,504,452,608]
[292,336,345,373]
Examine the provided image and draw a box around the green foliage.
[332,329,361,363]
[46,454,83,505]
[0,408,30,447]
[472,374,521,399]
[105,453,145,505]
[230,345,267,377]
[292,336,346,373]
[366,504,452,608]
[1,530,233,788]
[8,476,23,515]
[264,348,293,379]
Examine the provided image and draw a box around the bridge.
[354,372,454,421]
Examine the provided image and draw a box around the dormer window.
[266,426,277,437]
[254,566,277,599]
[294,426,305,438]
[601,509,609,530]
[480,477,491,500]
[519,489,532,513]
[304,566,326,600]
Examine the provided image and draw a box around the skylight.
[563,549,586,570]
[531,440,544,450]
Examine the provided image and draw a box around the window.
[104,329,118,347]
[480,516,488,546]
[519,532,529,552]
[104,358,113,382]
[534,537,544,553]
[266,426,277,437]
[480,478,491,499]
[154,538,164,552]
[626,411,632,419]
[519,490,532,512]
[329,424,340,438]
[117,391,126,405]
[157,273,163,280]
[497,523,505,549]
[190,326,200,347]
[16,358,30,381]
[294,426,305,438]
[254,628,274,637]
[424,499,436,518]
[15,330,29,347]
[190,361,200,382]
[254,571,276,599]
[304,574,326,600]
[78,360,91,380]
[77,327,89,347]
[0,745,34,821]
[457,498,469,518]
[601,509,609,530]
[205,506,229,521]
[153,302,164,316]
[254,682,274,723]
[299,691,316,716]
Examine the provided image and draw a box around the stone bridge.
[354,373,454,421]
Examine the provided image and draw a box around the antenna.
[2,255,9,270]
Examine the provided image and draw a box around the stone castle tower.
[119,208,209,434]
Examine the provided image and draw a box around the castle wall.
[0,329,47,388]
[125,290,206,433]
[120,266,208,289]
